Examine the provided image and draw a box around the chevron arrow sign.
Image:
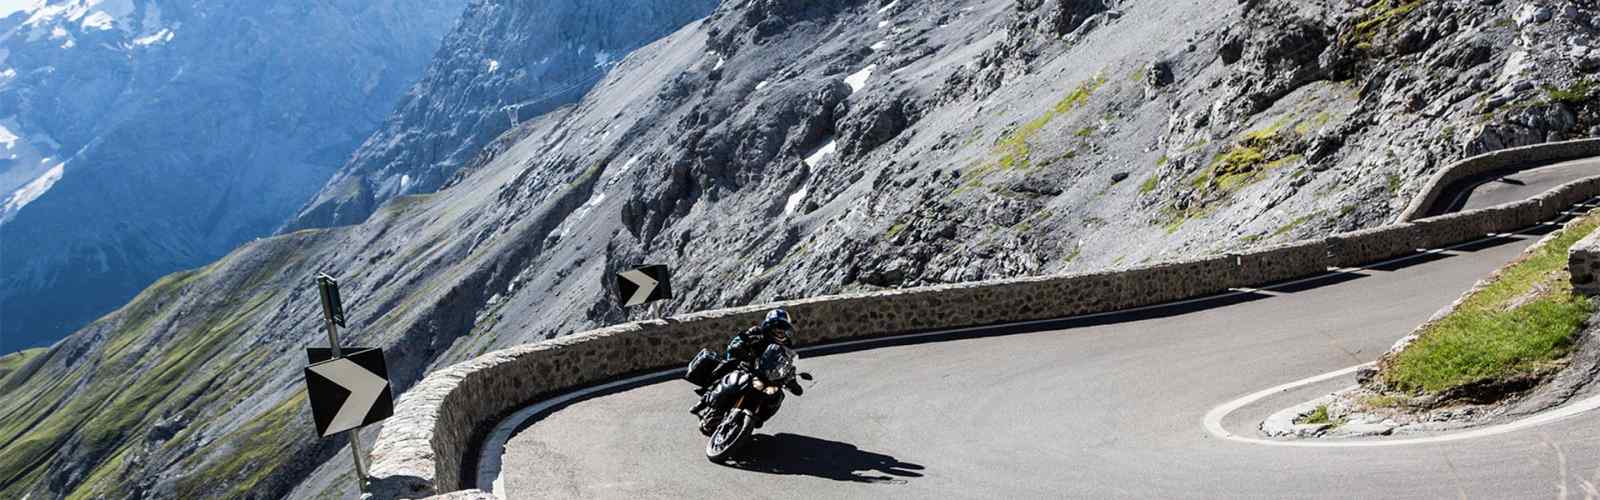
[304,348,394,437]
[614,264,672,307]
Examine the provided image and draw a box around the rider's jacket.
[723,326,791,366]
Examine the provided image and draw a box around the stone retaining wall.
[368,142,1600,499]
[1398,138,1600,221]
[1572,227,1600,295]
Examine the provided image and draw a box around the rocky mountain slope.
[0,0,464,350]
[282,0,720,232]
[4,0,1600,498]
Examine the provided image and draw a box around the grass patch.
[1242,115,1294,143]
[174,392,307,498]
[1381,213,1600,393]
[1171,108,1328,223]
[1189,113,1303,194]
[1295,112,1333,135]
[1160,201,1219,235]
[0,269,277,499]
[886,222,908,239]
[1297,404,1335,425]
[1197,147,1264,187]
[1054,75,1105,115]
[1271,213,1315,239]
[966,75,1105,189]
[1194,150,1301,193]
[1347,0,1425,49]
[1139,175,1160,194]
[1037,149,1077,169]
[570,160,606,188]
[1163,212,1190,234]
[1362,394,1407,409]
[1546,79,1597,105]
[0,348,44,382]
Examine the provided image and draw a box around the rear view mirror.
[799,372,813,381]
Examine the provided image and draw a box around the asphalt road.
[1436,157,1600,215]
[496,162,1600,498]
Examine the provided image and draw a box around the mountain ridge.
[0,0,466,351]
[282,0,721,232]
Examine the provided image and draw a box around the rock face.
[0,0,464,350]
[1572,228,1600,293]
[4,0,1600,498]
[282,0,720,232]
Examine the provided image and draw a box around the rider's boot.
[699,409,722,436]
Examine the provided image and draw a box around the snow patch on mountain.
[803,138,837,167]
[0,118,62,198]
[130,27,171,46]
[0,0,32,18]
[844,64,875,92]
[27,0,134,34]
[0,120,20,149]
[783,185,808,216]
[79,9,111,30]
[2,160,63,221]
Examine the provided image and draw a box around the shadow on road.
[725,433,925,484]
[1364,234,1527,272]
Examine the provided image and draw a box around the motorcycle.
[686,343,812,462]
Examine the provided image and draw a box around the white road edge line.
[481,199,1600,493]
[1203,199,1600,448]
[1202,363,1600,448]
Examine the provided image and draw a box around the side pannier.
[684,348,721,387]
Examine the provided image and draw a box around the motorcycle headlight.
[751,378,766,390]
[762,384,780,395]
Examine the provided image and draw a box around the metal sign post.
[315,273,370,492]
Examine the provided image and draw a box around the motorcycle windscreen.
[756,344,797,382]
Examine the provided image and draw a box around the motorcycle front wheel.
[705,410,752,462]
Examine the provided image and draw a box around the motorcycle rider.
[690,308,797,424]
[724,309,796,369]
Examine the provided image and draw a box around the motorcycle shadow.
[721,432,925,484]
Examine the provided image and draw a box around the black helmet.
[761,308,794,341]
